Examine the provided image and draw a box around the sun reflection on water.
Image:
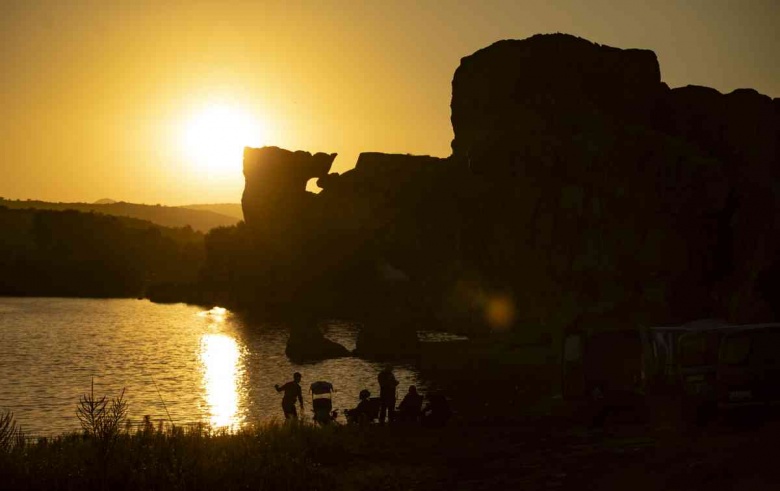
[200,333,243,429]
[198,306,228,321]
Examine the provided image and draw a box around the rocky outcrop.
[241,146,336,230]
[317,152,457,356]
[449,33,779,329]
[316,152,460,279]
[237,146,337,313]
[221,33,779,357]
[661,86,780,320]
[285,321,351,362]
[451,34,665,163]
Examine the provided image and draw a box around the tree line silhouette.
[0,207,204,298]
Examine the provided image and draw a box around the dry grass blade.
[0,409,19,452]
[101,388,128,440]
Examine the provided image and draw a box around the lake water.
[0,298,423,435]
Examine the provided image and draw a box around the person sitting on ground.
[422,392,451,428]
[345,389,376,424]
[397,385,423,423]
[275,372,304,419]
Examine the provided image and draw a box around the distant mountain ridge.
[0,198,240,232]
[181,203,243,220]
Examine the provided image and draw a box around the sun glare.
[180,103,265,177]
[200,333,244,429]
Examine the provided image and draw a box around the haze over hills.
[181,203,243,221]
[0,198,240,232]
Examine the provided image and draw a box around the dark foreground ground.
[362,414,780,490]
[3,389,779,490]
[4,415,779,491]
[408,354,780,490]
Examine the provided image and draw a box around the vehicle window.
[751,331,780,365]
[563,335,582,362]
[679,334,709,366]
[720,335,752,365]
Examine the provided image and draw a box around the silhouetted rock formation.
[242,146,336,231]
[318,153,461,356]
[451,34,665,163]
[236,147,338,315]
[448,33,779,331]
[354,311,420,360]
[285,320,351,362]
[212,33,779,358]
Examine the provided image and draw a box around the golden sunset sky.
[1,1,777,205]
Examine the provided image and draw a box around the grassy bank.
[0,418,433,491]
[4,408,780,490]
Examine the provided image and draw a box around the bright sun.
[180,103,265,177]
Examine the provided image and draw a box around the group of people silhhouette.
[274,367,451,426]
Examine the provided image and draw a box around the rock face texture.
[317,152,461,286]
[217,33,779,357]
[451,34,665,162]
[448,33,779,329]
[317,152,457,357]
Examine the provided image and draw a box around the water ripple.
[0,298,422,435]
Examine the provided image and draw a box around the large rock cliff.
[224,33,779,356]
[448,33,779,329]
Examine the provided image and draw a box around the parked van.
[646,322,780,419]
[716,325,780,408]
[562,319,780,424]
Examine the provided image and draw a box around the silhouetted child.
[397,385,423,423]
[275,372,304,419]
[422,393,451,427]
[345,389,378,424]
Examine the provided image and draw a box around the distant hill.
[0,207,204,298]
[181,203,243,220]
[0,198,240,232]
[93,198,117,205]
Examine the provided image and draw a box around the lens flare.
[485,294,516,331]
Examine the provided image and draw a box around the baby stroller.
[310,381,337,424]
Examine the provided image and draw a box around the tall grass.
[0,385,444,491]
[0,410,22,453]
[0,409,397,491]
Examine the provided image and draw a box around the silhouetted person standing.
[397,385,423,423]
[275,372,304,419]
[377,366,399,424]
